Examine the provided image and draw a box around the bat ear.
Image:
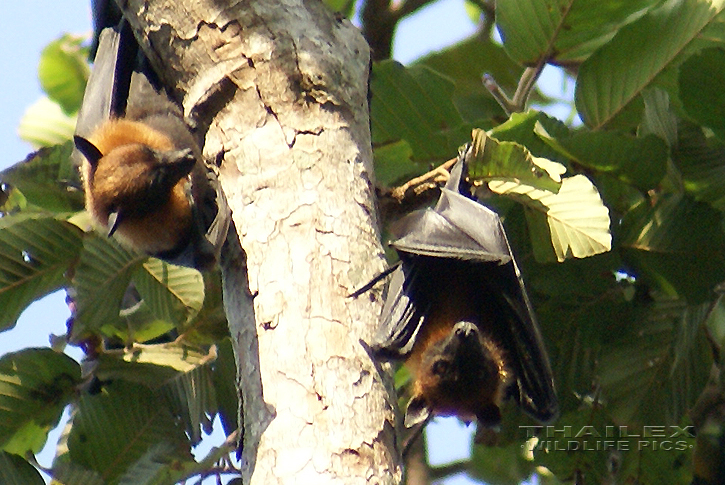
[404,396,432,428]
[74,135,104,167]
[107,210,123,237]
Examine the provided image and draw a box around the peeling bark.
[118,0,400,482]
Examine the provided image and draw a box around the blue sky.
[0,1,553,484]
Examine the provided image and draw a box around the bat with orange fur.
[364,154,558,432]
[73,17,229,270]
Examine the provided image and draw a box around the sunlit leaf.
[0,215,83,331]
[577,0,725,129]
[0,142,83,213]
[18,97,76,148]
[132,259,205,327]
[466,128,563,193]
[38,34,89,114]
[496,0,658,65]
[0,349,80,455]
[490,175,612,262]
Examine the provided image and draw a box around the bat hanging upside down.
[361,153,558,432]
[73,17,229,271]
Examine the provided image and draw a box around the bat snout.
[453,321,479,339]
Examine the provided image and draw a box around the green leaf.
[599,296,712,425]
[496,0,658,65]
[640,88,678,147]
[489,110,573,164]
[159,363,216,444]
[466,128,563,193]
[370,60,468,163]
[679,47,725,138]
[72,234,146,341]
[18,97,77,148]
[96,344,212,384]
[0,215,83,331]
[0,348,80,455]
[373,140,417,187]
[416,36,521,122]
[468,439,536,484]
[673,122,725,210]
[535,123,669,191]
[50,461,105,485]
[0,452,45,485]
[620,194,725,301]
[0,142,84,213]
[490,175,612,262]
[68,380,192,484]
[38,35,89,114]
[577,0,725,129]
[133,259,205,326]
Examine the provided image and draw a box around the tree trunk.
[119,0,401,482]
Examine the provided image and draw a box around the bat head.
[406,321,511,428]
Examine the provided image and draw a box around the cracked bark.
[118,0,401,482]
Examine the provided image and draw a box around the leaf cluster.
[0,37,239,485]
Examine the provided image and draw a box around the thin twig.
[390,157,457,202]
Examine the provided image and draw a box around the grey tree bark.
[118,0,401,483]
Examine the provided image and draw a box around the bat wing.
[73,20,136,149]
[378,157,558,423]
[477,257,559,423]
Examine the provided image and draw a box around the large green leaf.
[0,142,83,213]
[72,234,146,341]
[0,452,45,485]
[577,0,725,129]
[489,175,612,262]
[489,110,573,164]
[679,47,725,139]
[0,215,83,331]
[535,123,669,191]
[50,461,105,485]
[620,194,725,302]
[0,348,80,455]
[598,297,712,426]
[496,0,658,65]
[370,60,469,164]
[68,380,192,484]
[97,343,219,444]
[416,36,521,122]
[38,34,89,114]
[673,121,725,210]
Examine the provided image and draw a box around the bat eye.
[432,360,449,376]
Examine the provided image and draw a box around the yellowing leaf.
[490,175,611,262]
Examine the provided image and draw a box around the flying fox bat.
[73,17,229,271]
[366,154,558,430]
